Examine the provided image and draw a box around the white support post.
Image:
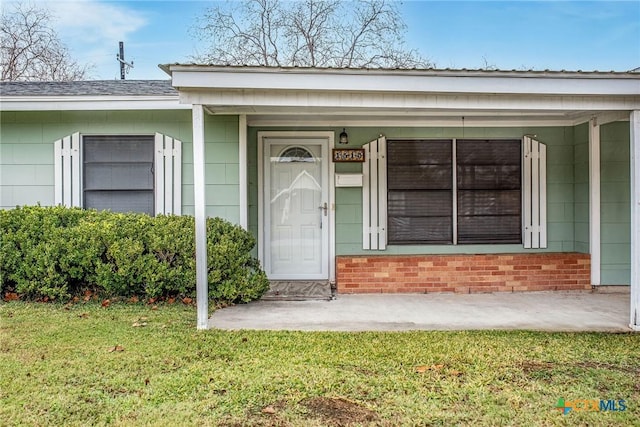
[192,104,209,330]
[630,111,640,331]
[239,114,248,229]
[589,118,601,286]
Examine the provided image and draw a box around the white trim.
[246,116,624,128]
[523,138,532,249]
[170,66,640,96]
[539,143,547,248]
[164,136,174,214]
[329,134,336,284]
[54,139,63,205]
[370,140,379,248]
[362,136,387,250]
[532,139,540,249]
[362,142,371,250]
[154,133,183,215]
[523,136,547,249]
[173,139,182,215]
[630,110,640,330]
[594,111,632,126]
[180,90,639,115]
[1,96,184,111]
[192,104,209,330]
[257,135,265,270]
[62,135,72,207]
[452,140,458,245]
[257,131,335,282]
[377,136,387,250]
[54,133,81,207]
[239,114,248,229]
[154,134,165,215]
[589,118,601,286]
[70,133,81,207]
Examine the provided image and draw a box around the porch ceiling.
[204,107,616,128]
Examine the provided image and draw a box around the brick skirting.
[336,253,591,294]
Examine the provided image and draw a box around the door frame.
[258,131,336,282]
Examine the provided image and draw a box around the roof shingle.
[0,80,176,97]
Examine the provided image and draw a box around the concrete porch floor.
[209,291,632,332]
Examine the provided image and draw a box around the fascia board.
[0,96,185,111]
[171,69,640,96]
[178,89,640,112]
[247,117,579,127]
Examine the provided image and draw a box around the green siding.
[600,121,630,285]
[3,110,632,279]
[249,125,579,256]
[0,110,241,225]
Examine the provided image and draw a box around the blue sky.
[17,0,640,80]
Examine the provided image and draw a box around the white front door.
[263,137,329,280]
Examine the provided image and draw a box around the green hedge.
[0,206,269,303]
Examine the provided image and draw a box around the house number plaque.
[332,148,365,162]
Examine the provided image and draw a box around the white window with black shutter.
[362,137,546,249]
[54,133,181,215]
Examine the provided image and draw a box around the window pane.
[457,165,520,190]
[84,191,154,216]
[389,216,452,244]
[84,163,153,190]
[388,190,452,217]
[457,215,522,244]
[456,139,522,244]
[388,140,452,165]
[456,139,521,165]
[387,140,453,244]
[388,165,452,190]
[457,190,521,216]
[84,136,154,162]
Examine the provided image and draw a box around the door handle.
[318,202,328,216]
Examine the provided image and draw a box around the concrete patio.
[209,290,631,332]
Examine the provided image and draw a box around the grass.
[1,301,639,426]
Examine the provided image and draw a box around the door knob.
[318,202,328,216]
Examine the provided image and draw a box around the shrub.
[0,206,269,303]
[207,217,268,303]
[0,206,97,300]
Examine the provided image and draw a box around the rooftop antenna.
[116,41,134,80]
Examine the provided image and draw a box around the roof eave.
[0,95,186,112]
[167,66,640,97]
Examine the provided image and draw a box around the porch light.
[339,128,349,144]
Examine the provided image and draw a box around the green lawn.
[1,301,638,426]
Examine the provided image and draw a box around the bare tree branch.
[191,0,432,69]
[1,4,90,81]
